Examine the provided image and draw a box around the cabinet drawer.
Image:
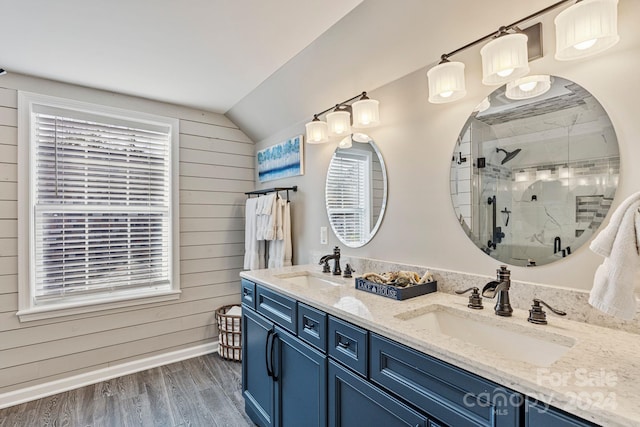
[526,399,597,427]
[370,333,521,427]
[297,303,327,352]
[328,316,368,376]
[256,285,297,334]
[241,279,256,310]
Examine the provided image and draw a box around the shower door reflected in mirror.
[326,139,387,248]
[450,76,620,267]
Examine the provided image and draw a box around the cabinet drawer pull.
[303,319,316,330]
[243,288,250,296]
[337,340,350,349]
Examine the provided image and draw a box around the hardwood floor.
[0,354,253,427]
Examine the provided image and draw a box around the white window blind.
[31,107,173,302]
[326,150,371,246]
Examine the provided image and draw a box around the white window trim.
[17,92,181,322]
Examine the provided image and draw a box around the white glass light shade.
[352,98,380,128]
[505,75,552,100]
[326,110,352,137]
[473,97,491,113]
[338,136,353,149]
[305,120,329,144]
[555,0,619,61]
[480,33,530,85]
[352,132,372,143]
[427,61,467,104]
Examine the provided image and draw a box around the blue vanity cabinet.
[241,278,598,427]
[526,399,599,427]
[328,360,428,427]
[242,282,327,427]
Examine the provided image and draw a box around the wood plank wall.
[0,75,254,395]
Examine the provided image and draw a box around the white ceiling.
[0,0,363,112]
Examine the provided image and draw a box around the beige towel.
[589,191,640,320]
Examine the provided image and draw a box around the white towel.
[268,199,292,268]
[275,197,284,241]
[264,194,278,241]
[256,193,277,240]
[243,198,260,270]
[588,191,640,320]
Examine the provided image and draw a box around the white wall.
[254,0,640,291]
[0,74,253,395]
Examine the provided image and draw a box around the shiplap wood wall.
[0,74,253,395]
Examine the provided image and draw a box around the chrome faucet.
[319,246,342,276]
[482,265,513,317]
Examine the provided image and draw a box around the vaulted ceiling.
[1,0,579,141]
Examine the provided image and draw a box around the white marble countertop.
[241,264,640,427]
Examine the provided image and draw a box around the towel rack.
[245,186,298,200]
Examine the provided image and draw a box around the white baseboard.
[0,341,219,410]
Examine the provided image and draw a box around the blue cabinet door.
[328,360,428,427]
[274,326,327,427]
[243,309,275,427]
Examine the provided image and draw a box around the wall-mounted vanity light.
[305,91,380,145]
[427,0,619,104]
[555,0,619,60]
[480,31,530,85]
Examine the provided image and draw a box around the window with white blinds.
[326,149,371,246]
[19,93,179,316]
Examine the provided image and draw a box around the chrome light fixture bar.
[305,91,380,145]
[428,0,619,104]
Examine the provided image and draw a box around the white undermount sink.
[395,305,575,367]
[274,271,344,289]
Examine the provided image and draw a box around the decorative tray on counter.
[354,275,437,301]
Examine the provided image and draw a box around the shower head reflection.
[496,147,522,165]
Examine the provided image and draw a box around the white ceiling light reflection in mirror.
[450,76,619,267]
[326,139,387,248]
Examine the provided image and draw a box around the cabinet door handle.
[271,332,279,381]
[337,340,350,349]
[265,329,274,378]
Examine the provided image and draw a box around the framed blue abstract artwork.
[257,135,304,183]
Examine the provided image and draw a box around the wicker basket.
[215,304,242,362]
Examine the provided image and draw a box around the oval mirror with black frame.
[326,137,387,248]
[450,76,619,267]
